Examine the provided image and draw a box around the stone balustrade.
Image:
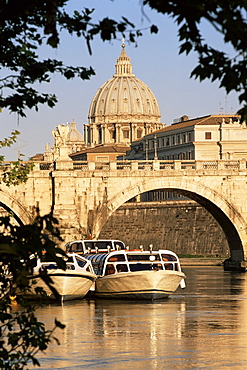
[1,159,245,173]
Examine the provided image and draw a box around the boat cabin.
[84,250,181,276]
[34,253,94,273]
[65,239,125,254]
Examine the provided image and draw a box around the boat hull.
[94,270,185,300]
[28,270,97,301]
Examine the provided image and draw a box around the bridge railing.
[2,159,246,172]
[197,161,241,170]
[38,162,54,170]
[71,159,246,171]
[72,161,88,170]
[0,161,55,171]
[116,161,132,170]
[222,161,240,170]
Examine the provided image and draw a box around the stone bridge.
[1,158,247,268]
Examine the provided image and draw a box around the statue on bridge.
[52,124,70,148]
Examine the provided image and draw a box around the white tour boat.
[84,248,186,300]
[27,253,97,301]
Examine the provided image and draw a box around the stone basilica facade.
[42,43,164,161]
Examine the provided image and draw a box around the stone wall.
[99,200,229,257]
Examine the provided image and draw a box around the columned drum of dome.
[86,44,164,146]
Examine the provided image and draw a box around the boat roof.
[65,239,126,253]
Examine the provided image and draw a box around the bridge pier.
[223,259,247,272]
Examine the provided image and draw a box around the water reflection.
[27,267,247,369]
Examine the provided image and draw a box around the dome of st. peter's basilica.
[85,43,164,146]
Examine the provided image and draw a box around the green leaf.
[179,41,193,55]
[150,25,158,34]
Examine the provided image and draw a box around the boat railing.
[104,258,179,274]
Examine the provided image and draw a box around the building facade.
[126,114,247,202]
[126,114,246,161]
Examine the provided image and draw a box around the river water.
[27,266,247,369]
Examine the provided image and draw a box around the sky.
[1,0,241,161]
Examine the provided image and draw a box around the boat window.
[66,264,75,270]
[108,254,125,262]
[161,254,177,261]
[154,264,163,270]
[96,241,110,250]
[127,254,161,261]
[164,263,174,270]
[75,256,87,268]
[85,241,111,250]
[68,242,83,253]
[99,243,112,250]
[84,242,94,249]
[113,241,125,250]
[105,264,115,275]
[116,264,128,272]
[66,257,74,263]
[129,263,160,271]
[43,263,58,270]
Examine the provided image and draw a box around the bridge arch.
[0,190,33,225]
[94,177,247,261]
